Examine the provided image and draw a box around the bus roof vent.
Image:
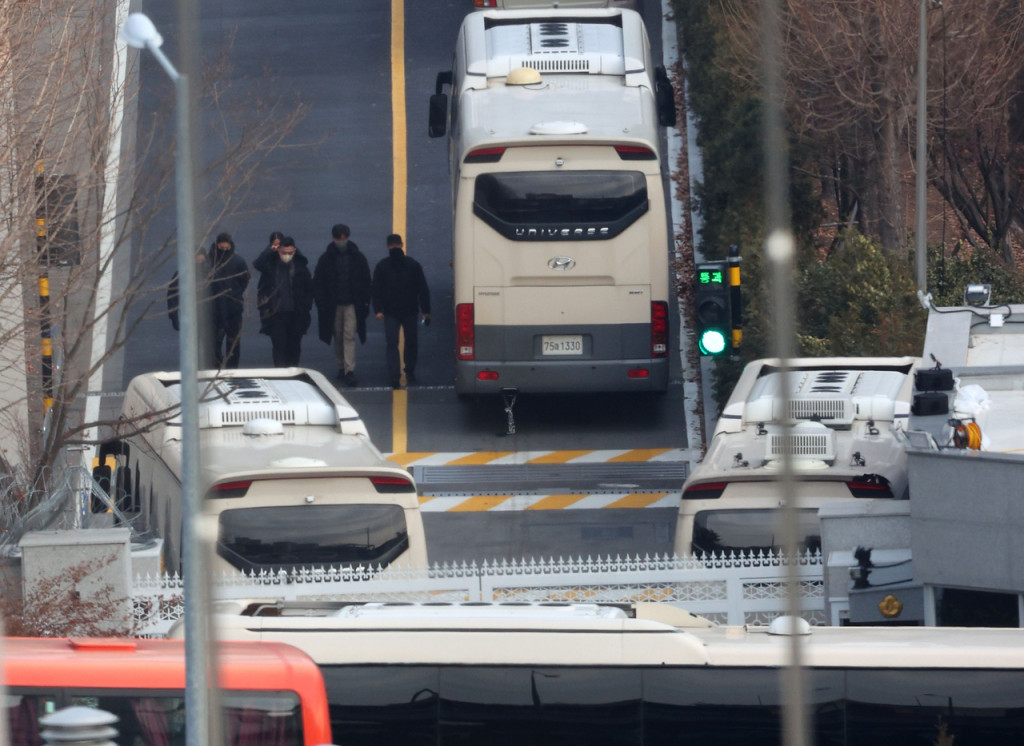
[529,120,588,135]
[482,20,626,79]
[197,377,339,429]
[332,602,628,621]
[745,368,908,427]
[767,421,836,462]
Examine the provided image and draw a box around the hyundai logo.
[547,256,576,271]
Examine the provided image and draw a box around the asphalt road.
[122,0,686,563]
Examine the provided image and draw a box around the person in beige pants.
[313,223,372,387]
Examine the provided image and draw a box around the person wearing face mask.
[372,234,431,389]
[313,223,372,386]
[254,234,314,367]
[207,232,250,369]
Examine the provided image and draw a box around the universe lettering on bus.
[513,226,611,239]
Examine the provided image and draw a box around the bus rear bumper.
[455,358,669,395]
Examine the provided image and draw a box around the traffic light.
[695,261,730,356]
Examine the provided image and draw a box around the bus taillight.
[456,303,475,360]
[370,476,417,493]
[847,479,895,498]
[464,147,505,163]
[210,480,252,498]
[651,301,668,358]
[682,481,728,500]
[615,145,657,160]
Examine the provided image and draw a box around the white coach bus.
[95,368,426,575]
[429,9,677,395]
[186,600,1024,745]
[674,357,920,558]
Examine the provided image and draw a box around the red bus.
[3,637,333,745]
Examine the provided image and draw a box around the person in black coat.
[208,231,250,369]
[254,235,314,367]
[313,223,372,386]
[372,234,431,388]
[167,247,217,367]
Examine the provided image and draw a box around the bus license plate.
[542,335,583,355]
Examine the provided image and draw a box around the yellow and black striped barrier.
[728,243,742,349]
[35,155,53,413]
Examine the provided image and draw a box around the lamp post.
[119,13,216,746]
[916,0,929,293]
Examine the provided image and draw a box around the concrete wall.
[908,449,1024,594]
[19,528,133,635]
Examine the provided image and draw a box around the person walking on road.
[254,235,314,367]
[208,231,250,369]
[167,247,217,367]
[372,233,431,389]
[313,223,371,387]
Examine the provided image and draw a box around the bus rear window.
[218,504,409,572]
[8,691,303,746]
[473,171,648,240]
[692,508,821,557]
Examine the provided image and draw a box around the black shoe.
[335,368,345,381]
[344,371,357,387]
[405,372,417,386]
[391,379,402,390]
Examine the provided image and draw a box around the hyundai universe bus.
[429,9,677,395]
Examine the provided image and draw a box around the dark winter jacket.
[208,240,250,325]
[167,261,214,331]
[254,247,314,336]
[372,249,431,318]
[313,240,372,344]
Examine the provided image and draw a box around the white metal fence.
[133,552,825,637]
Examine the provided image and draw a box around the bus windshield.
[218,504,410,572]
[692,508,822,556]
[473,170,648,239]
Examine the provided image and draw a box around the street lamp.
[119,13,216,746]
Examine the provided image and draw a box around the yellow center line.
[391,0,409,448]
[391,0,407,239]
[392,388,408,457]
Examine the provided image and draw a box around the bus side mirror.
[429,93,448,138]
[654,66,676,128]
[434,70,453,95]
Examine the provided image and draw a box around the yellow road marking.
[528,450,592,464]
[391,0,406,239]
[527,494,588,510]
[391,0,409,434]
[392,388,408,456]
[449,496,513,511]
[604,493,673,509]
[608,448,673,462]
[448,451,515,465]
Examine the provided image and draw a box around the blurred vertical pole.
[915,0,928,292]
[174,1,221,744]
[761,0,809,745]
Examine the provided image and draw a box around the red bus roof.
[2,637,331,744]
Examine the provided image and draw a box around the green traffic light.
[698,328,728,355]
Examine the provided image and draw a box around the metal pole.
[762,0,809,744]
[915,0,928,292]
[148,31,218,746]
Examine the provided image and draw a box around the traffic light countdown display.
[695,261,730,355]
